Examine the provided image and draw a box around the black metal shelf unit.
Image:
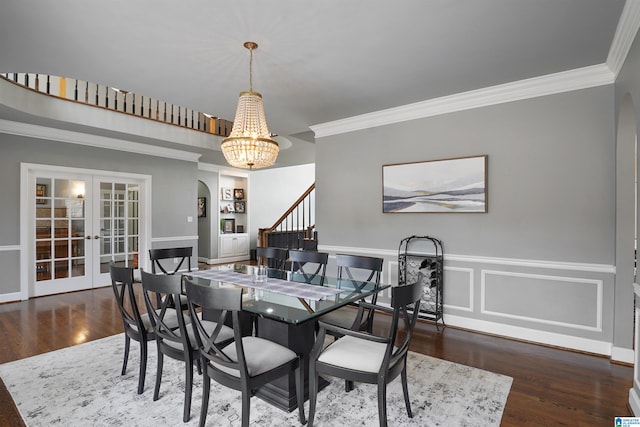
[398,235,445,330]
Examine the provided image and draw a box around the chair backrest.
[256,246,288,270]
[336,254,384,330]
[288,249,329,285]
[184,277,247,379]
[336,254,383,292]
[140,270,190,350]
[149,246,193,275]
[387,281,423,363]
[109,262,147,336]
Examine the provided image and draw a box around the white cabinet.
[219,234,249,258]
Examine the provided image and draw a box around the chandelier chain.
[249,46,254,92]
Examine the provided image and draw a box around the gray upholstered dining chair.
[184,277,306,427]
[109,262,155,395]
[288,249,329,285]
[141,270,228,423]
[319,254,384,336]
[307,280,423,427]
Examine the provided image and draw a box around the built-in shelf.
[218,173,248,259]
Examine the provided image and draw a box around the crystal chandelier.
[221,41,279,169]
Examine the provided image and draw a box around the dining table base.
[254,316,329,412]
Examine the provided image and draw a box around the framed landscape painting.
[383,155,488,213]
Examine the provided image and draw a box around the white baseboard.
[612,346,635,364]
[0,291,24,303]
[204,256,250,265]
[630,387,640,416]
[445,314,613,357]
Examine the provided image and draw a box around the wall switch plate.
[187,216,193,222]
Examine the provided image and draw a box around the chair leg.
[295,359,306,425]
[401,363,413,418]
[377,381,388,427]
[344,379,354,392]
[200,371,210,427]
[121,335,130,375]
[183,358,193,422]
[137,340,147,394]
[196,356,202,375]
[153,349,163,401]
[308,362,318,427]
[241,386,251,427]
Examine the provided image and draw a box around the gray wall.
[316,85,618,355]
[0,132,199,295]
[316,87,615,261]
[614,22,640,410]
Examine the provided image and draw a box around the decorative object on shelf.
[223,218,236,234]
[236,225,244,233]
[36,183,47,204]
[197,197,206,218]
[221,187,233,201]
[234,188,245,200]
[220,202,235,214]
[234,201,246,213]
[220,41,279,170]
[383,155,488,213]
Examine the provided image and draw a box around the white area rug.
[0,334,512,426]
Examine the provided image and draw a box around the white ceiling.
[0,0,628,163]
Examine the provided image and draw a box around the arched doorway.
[197,179,213,263]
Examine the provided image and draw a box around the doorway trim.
[20,162,152,299]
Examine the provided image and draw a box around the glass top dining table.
[185,263,389,325]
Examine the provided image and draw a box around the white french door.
[92,179,142,285]
[29,166,147,297]
[34,174,92,295]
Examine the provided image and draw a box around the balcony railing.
[1,72,233,137]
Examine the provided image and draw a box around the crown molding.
[311,64,615,138]
[0,119,202,162]
[312,2,640,139]
[607,0,640,77]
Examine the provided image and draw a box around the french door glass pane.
[99,181,140,273]
[36,177,87,282]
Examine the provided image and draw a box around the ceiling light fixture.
[221,41,279,170]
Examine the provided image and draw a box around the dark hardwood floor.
[0,284,634,426]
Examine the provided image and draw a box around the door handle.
[85,235,91,240]
[94,235,100,239]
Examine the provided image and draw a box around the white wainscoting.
[480,270,603,332]
[319,245,623,361]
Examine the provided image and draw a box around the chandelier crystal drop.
[221,42,279,169]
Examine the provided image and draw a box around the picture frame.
[234,201,246,213]
[197,197,206,218]
[223,218,236,234]
[382,155,488,213]
[36,183,47,204]
[221,187,233,201]
[236,225,244,233]
[234,188,245,200]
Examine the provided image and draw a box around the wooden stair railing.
[258,183,316,250]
